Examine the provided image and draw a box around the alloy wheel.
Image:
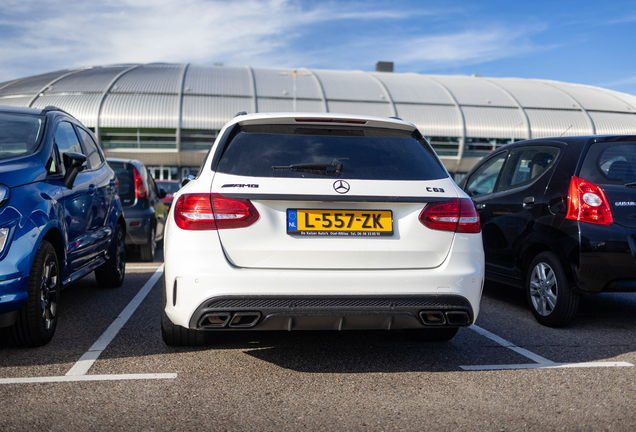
[529,262,557,316]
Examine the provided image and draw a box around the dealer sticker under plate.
[287,209,393,237]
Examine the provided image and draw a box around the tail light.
[133,167,148,199]
[566,176,613,225]
[174,193,259,230]
[419,198,481,233]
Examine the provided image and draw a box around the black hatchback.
[460,135,636,327]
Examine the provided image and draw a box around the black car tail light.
[174,193,259,230]
[566,176,613,225]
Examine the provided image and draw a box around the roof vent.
[376,61,394,73]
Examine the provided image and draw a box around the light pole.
[278,70,311,112]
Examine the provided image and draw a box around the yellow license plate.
[287,209,393,237]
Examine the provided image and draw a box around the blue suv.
[0,105,126,346]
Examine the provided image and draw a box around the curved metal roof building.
[1,63,636,178]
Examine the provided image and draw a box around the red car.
[155,179,181,211]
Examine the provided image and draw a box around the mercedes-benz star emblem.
[333,180,350,194]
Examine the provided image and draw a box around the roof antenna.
[560,125,573,137]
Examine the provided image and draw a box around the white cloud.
[0,0,542,81]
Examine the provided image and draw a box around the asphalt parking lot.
[2,250,636,431]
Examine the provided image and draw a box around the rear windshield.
[108,161,136,203]
[0,113,44,160]
[579,141,636,185]
[215,125,447,181]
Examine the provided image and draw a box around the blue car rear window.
[0,113,44,160]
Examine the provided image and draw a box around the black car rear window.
[0,113,44,160]
[108,161,136,202]
[215,125,447,181]
[579,142,636,185]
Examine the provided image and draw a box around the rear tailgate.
[212,174,459,270]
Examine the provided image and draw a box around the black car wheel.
[95,223,126,288]
[10,240,59,347]
[139,226,156,262]
[526,252,579,327]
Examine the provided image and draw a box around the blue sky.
[1,0,635,95]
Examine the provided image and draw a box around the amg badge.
[221,184,259,188]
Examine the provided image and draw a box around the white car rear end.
[162,113,484,345]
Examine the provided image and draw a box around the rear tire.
[404,327,459,342]
[161,284,207,346]
[139,226,156,262]
[526,251,579,327]
[95,223,126,288]
[10,241,60,347]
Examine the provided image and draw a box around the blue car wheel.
[10,240,59,347]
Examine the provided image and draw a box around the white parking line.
[461,325,634,371]
[0,374,177,385]
[2,264,175,385]
[66,265,165,376]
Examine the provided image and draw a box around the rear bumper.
[575,223,636,293]
[189,294,474,331]
[164,228,485,330]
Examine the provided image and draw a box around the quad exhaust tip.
[229,312,261,328]
[199,312,261,329]
[419,310,471,326]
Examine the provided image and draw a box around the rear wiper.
[272,162,343,176]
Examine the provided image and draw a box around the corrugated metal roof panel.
[494,78,580,109]
[0,70,70,96]
[326,100,393,117]
[589,112,636,135]
[184,65,252,96]
[0,97,32,107]
[182,95,252,130]
[314,70,386,102]
[253,68,321,99]
[604,89,636,112]
[433,76,516,107]
[395,104,462,137]
[100,94,178,128]
[547,82,634,113]
[110,64,182,94]
[462,106,527,139]
[45,66,130,93]
[257,98,325,113]
[0,79,19,90]
[30,94,102,127]
[525,109,593,138]
[372,73,454,104]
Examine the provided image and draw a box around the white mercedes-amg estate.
[162,113,484,345]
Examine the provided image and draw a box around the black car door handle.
[523,196,534,208]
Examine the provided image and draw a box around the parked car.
[161,112,484,346]
[107,159,166,262]
[460,135,636,327]
[0,105,126,346]
[155,179,181,211]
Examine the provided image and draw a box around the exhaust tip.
[199,313,231,328]
[229,312,261,328]
[419,311,446,326]
[445,311,471,326]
